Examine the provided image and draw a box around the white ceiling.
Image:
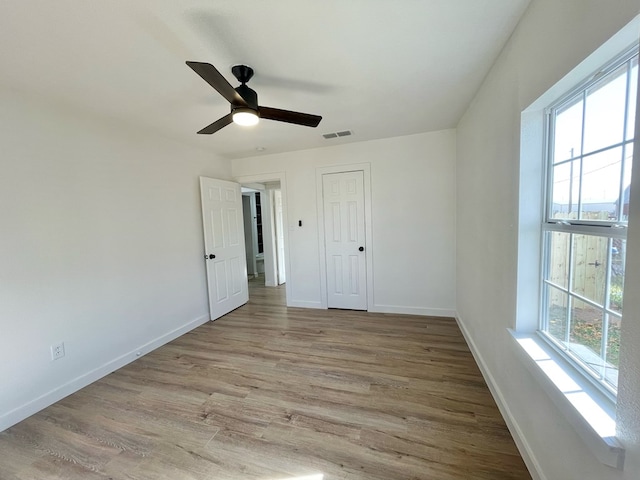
[0,0,530,159]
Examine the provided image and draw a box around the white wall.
[232,130,456,316]
[0,89,228,430]
[456,1,640,478]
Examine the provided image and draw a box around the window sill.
[509,329,625,469]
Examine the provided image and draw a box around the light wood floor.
[0,278,531,480]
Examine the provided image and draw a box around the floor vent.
[323,130,352,139]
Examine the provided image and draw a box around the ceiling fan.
[186,61,322,134]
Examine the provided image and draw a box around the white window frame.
[539,46,638,400]
[513,17,640,469]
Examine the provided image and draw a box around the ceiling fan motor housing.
[234,84,258,110]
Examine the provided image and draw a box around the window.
[541,47,638,397]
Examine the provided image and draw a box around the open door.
[200,177,248,320]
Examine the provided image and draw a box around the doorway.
[241,188,263,280]
[236,174,290,304]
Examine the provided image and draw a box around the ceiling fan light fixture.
[232,108,259,126]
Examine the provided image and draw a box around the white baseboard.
[284,301,456,316]
[371,304,456,317]
[0,314,209,432]
[286,299,324,309]
[454,312,547,480]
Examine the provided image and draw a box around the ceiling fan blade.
[186,61,248,106]
[197,113,233,135]
[259,106,322,127]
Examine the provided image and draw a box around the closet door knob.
[358,246,364,252]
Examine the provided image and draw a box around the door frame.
[234,172,291,304]
[273,189,286,285]
[316,163,374,310]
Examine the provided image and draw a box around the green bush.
[610,284,623,310]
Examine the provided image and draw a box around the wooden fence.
[548,231,608,305]
[547,212,616,308]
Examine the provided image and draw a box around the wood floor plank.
[0,277,531,479]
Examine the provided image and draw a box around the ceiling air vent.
[322,130,353,139]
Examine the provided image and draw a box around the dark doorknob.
[358,246,364,252]
[206,254,216,259]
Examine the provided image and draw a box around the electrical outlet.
[51,342,65,360]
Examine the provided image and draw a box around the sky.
[552,57,637,212]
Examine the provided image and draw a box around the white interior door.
[200,177,248,320]
[274,189,286,285]
[323,171,367,310]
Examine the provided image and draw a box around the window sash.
[539,230,624,399]
[544,47,637,228]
